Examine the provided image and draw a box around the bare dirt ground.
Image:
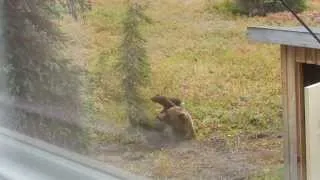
[85,120,282,180]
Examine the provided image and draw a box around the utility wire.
[278,0,320,45]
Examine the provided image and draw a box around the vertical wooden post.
[282,45,298,180]
[282,45,306,180]
[282,45,291,180]
[296,62,306,180]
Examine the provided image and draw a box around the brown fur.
[156,106,195,140]
[150,95,182,113]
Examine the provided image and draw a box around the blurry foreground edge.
[0,126,149,180]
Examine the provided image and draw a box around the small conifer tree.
[118,2,151,127]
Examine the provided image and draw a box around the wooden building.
[248,26,320,180]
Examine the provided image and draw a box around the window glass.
[0,0,296,179]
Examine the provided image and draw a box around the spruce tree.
[2,0,89,152]
[118,2,151,127]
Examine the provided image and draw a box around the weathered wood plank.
[295,47,320,65]
[281,45,290,180]
[311,49,317,65]
[248,26,320,49]
[305,49,314,64]
[287,46,299,180]
[305,48,317,65]
[316,49,320,65]
[295,47,305,63]
[295,63,306,180]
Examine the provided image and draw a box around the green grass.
[249,167,284,180]
[84,0,320,141]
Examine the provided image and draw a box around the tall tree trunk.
[68,0,78,20]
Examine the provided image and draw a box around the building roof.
[247,26,320,49]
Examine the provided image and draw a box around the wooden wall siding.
[296,47,306,63]
[316,50,320,65]
[281,45,306,180]
[296,63,306,180]
[295,47,320,65]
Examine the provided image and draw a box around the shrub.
[236,0,306,16]
[208,0,307,16]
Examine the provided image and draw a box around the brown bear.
[151,95,195,140]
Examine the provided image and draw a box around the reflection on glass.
[0,0,286,179]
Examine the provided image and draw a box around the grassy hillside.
[85,0,290,138]
[62,0,320,179]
